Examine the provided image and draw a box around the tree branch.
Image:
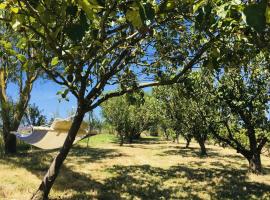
[87,35,218,111]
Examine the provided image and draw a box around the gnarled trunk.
[31,108,85,200]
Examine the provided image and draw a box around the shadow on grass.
[68,146,124,163]
[0,144,122,170]
[1,141,270,199]
[132,136,163,144]
[158,146,221,158]
[0,139,33,156]
[105,136,164,147]
[97,164,270,200]
[0,145,122,199]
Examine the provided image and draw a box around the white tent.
[12,118,90,150]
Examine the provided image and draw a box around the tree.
[87,111,102,134]
[153,86,185,144]
[210,65,270,173]
[23,103,47,126]
[191,0,270,167]
[102,92,146,145]
[153,71,213,156]
[0,24,40,153]
[140,94,164,137]
[0,1,219,198]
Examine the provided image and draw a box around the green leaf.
[17,54,27,63]
[22,61,29,70]
[78,0,93,19]
[243,0,267,32]
[0,3,7,9]
[126,2,155,29]
[77,0,102,23]
[51,57,59,66]
[16,38,27,49]
[10,7,19,13]
[126,4,143,29]
[193,0,206,13]
[0,40,12,49]
[57,89,69,100]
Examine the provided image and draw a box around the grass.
[0,133,270,200]
[80,133,119,146]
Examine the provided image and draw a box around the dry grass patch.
[0,134,270,200]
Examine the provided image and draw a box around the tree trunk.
[120,134,124,146]
[4,131,17,154]
[197,139,207,156]
[31,108,85,200]
[2,117,17,154]
[175,132,180,144]
[185,137,191,148]
[176,135,179,144]
[1,104,17,154]
[128,134,133,143]
[247,127,262,173]
[133,133,140,140]
[248,151,262,174]
[164,130,169,140]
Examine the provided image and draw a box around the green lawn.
[0,133,270,200]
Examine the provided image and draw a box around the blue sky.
[7,78,102,120]
[7,75,152,122]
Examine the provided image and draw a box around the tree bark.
[210,123,263,173]
[133,133,140,140]
[173,132,180,144]
[128,134,133,143]
[247,127,262,173]
[120,134,124,146]
[185,136,191,148]
[3,118,24,154]
[4,131,17,154]
[197,138,207,156]
[31,108,85,200]
[248,152,262,174]
[164,130,169,140]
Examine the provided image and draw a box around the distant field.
[0,133,270,200]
